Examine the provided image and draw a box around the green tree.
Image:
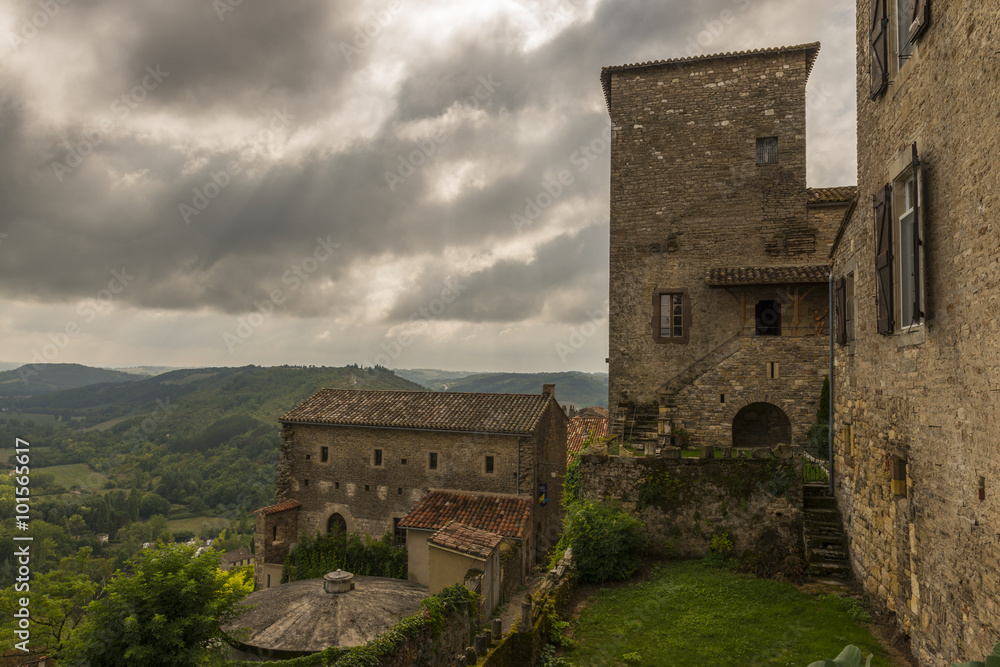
[0,548,99,658]
[552,498,644,583]
[64,544,253,666]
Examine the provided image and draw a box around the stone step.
[804,495,838,510]
[808,547,848,563]
[808,560,852,578]
[804,508,839,523]
[803,482,831,496]
[806,533,844,549]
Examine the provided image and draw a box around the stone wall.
[606,45,840,409]
[579,452,804,567]
[829,1,1000,665]
[254,506,299,589]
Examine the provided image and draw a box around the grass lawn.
[38,463,107,491]
[561,560,897,667]
[167,515,229,534]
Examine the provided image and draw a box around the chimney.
[542,384,555,397]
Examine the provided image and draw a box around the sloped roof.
[399,491,531,539]
[567,416,609,462]
[221,547,253,564]
[255,499,301,515]
[707,265,830,286]
[807,186,858,205]
[575,406,609,419]
[601,42,821,112]
[281,389,554,435]
[429,521,503,559]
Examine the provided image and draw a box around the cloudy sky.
[0,0,856,373]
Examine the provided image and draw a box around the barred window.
[756,137,778,164]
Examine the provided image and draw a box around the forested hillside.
[399,369,608,408]
[0,363,145,397]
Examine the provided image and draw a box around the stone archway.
[732,402,791,447]
[327,512,347,535]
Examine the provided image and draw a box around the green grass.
[166,516,230,534]
[562,560,896,667]
[38,463,107,490]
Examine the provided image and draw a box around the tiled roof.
[575,406,609,419]
[601,42,821,112]
[281,389,553,435]
[707,265,830,286]
[221,547,253,564]
[429,521,503,559]
[807,186,857,204]
[567,416,609,462]
[255,499,301,515]
[399,491,531,539]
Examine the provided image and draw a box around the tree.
[552,498,644,583]
[139,492,171,519]
[0,548,100,658]
[64,544,252,666]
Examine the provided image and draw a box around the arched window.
[327,513,347,535]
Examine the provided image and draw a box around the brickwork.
[830,2,1000,664]
[605,45,846,448]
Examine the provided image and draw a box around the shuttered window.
[875,184,894,334]
[835,277,847,346]
[900,143,924,327]
[909,0,929,42]
[654,290,688,343]
[870,0,889,99]
[896,0,915,66]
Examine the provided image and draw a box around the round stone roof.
[226,575,429,656]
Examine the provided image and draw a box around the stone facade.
[604,44,849,449]
[829,1,1000,665]
[254,388,567,590]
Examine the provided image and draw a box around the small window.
[305,454,311,460]
[655,291,686,342]
[271,525,277,541]
[895,0,914,67]
[767,362,780,379]
[891,458,907,497]
[755,300,781,336]
[846,272,855,343]
[756,137,778,164]
[429,452,438,470]
[393,518,407,546]
[304,479,309,487]
[397,487,402,495]
[400,458,407,465]
[373,449,383,467]
[267,574,271,587]
[321,446,329,462]
[485,455,495,474]
[720,394,726,404]
[365,484,370,492]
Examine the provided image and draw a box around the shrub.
[282,531,407,582]
[552,498,643,583]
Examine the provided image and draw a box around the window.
[756,137,778,164]
[875,143,925,334]
[891,458,907,497]
[872,0,929,98]
[400,458,407,465]
[335,482,339,490]
[271,525,277,541]
[755,300,781,336]
[654,290,688,343]
[846,272,855,343]
[428,452,438,470]
[372,449,383,467]
[304,479,309,487]
[321,446,328,462]
[485,455,495,474]
[393,518,407,546]
[767,362,780,379]
[895,0,914,67]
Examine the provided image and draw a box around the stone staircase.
[803,483,851,580]
[611,402,660,451]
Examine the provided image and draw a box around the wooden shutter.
[910,143,924,321]
[835,277,847,345]
[909,0,929,42]
[870,0,888,99]
[875,185,894,334]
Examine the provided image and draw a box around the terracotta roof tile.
[575,406,609,419]
[706,265,830,286]
[221,547,253,564]
[399,491,531,539]
[429,522,503,559]
[601,42,821,112]
[281,389,553,435]
[567,416,609,462]
[807,186,858,204]
[255,499,301,515]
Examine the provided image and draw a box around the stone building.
[603,43,853,450]
[254,386,567,589]
[829,0,1000,663]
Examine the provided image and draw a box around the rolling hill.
[0,363,145,397]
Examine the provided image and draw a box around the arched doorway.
[327,513,346,535]
[732,402,791,447]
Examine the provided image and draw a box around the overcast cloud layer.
[0,0,856,372]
